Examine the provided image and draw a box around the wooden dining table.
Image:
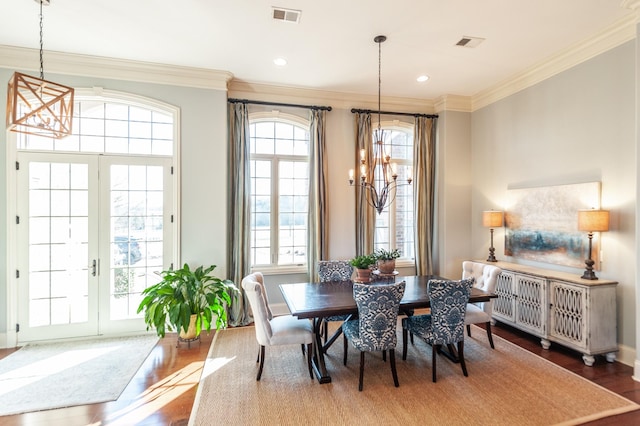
[279,275,496,384]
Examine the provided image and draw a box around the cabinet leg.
[540,338,551,350]
[582,354,595,366]
[605,352,617,363]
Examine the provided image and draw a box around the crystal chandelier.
[6,0,74,139]
[349,35,412,214]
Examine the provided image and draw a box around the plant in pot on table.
[137,263,238,344]
[374,248,401,275]
[349,254,377,283]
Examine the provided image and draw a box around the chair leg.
[466,324,471,337]
[256,346,260,363]
[485,322,495,349]
[432,344,439,383]
[382,349,386,362]
[390,349,399,387]
[257,345,265,381]
[301,343,305,355]
[307,343,313,379]
[343,333,348,366]
[359,351,365,391]
[458,341,469,377]
[323,320,329,344]
[402,327,408,360]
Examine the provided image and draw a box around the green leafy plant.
[373,248,401,260]
[137,263,238,338]
[349,254,377,270]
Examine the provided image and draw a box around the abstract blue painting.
[504,182,601,269]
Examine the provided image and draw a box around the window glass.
[373,126,415,260]
[249,118,309,268]
[17,100,174,157]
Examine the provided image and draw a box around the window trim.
[374,120,415,263]
[248,112,310,273]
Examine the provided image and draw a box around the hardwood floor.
[0,323,639,425]
[0,332,214,426]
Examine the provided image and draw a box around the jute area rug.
[0,334,159,416]
[189,325,639,426]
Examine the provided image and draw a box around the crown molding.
[434,95,472,113]
[0,45,233,90]
[229,80,436,113]
[622,0,640,20]
[472,14,636,110]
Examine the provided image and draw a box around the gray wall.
[471,41,637,352]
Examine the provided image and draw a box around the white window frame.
[248,112,310,275]
[373,120,415,267]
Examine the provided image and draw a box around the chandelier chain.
[378,38,381,133]
[39,0,44,80]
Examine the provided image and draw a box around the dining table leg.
[311,317,332,383]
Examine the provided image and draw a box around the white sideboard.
[485,261,618,366]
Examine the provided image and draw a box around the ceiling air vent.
[272,7,301,23]
[455,36,485,48]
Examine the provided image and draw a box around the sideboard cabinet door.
[492,271,516,323]
[549,281,587,350]
[514,274,547,337]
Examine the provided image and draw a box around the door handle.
[91,259,97,276]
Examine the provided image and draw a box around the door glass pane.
[28,162,89,327]
[109,164,164,320]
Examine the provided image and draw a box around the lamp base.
[486,247,497,262]
[581,258,598,280]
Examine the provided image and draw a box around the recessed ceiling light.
[273,57,287,66]
[417,75,429,82]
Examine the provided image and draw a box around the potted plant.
[137,263,238,340]
[349,254,377,282]
[374,248,401,274]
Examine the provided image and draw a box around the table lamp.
[577,209,609,280]
[483,210,504,262]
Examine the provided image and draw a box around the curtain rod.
[228,98,332,111]
[350,108,438,118]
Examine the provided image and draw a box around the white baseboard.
[616,343,636,368]
[634,359,640,382]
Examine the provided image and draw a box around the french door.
[16,152,173,343]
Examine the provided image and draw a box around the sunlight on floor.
[88,360,205,426]
[85,355,236,425]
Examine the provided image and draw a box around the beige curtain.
[354,113,375,255]
[413,116,437,275]
[226,102,253,326]
[307,109,328,281]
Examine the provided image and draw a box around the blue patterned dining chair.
[462,261,502,349]
[317,260,354,345]
[342,280,406,391]
[402,278,473,382]
[242,272,314,381]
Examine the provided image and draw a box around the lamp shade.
[578,209,609,232]
[482,210,504,228]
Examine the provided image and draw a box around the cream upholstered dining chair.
[402,278,474,382]
[342,281,406,391]
[462,261,502,349]
[317,260,354,344]
[241,272,314,381]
